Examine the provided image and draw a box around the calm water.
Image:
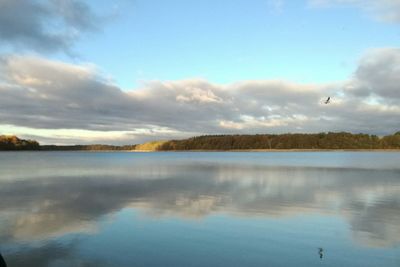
[0,152,399,267]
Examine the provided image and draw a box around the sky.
[0,0,399,145]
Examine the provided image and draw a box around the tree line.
[40,144,137,151]
[0,135,136,151]
[1,132,400,151]
[158,132,400,150]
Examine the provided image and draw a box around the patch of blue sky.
[64,0,400,90]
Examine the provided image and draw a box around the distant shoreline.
[2,149,400,152]
[140,149,400,152]
[2,132,400,151]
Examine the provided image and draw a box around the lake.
[0,152,399,267]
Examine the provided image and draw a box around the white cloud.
[309,0,400,23]
[345,48,400,101]
[0,49,399,144]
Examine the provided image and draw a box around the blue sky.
[69,0,400,89]
[0,0,399,144]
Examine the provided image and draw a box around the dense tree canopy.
[158,132,400,150]
[1,132,400,151]
[0,135,40,150]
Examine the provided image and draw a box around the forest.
[158,132,400,150]
[1,132,400,151]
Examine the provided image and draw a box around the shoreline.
[1,149,400,152]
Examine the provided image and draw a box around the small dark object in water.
[0,253,6,267]
[318,247,324,259]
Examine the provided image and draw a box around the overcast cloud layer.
[0,48,399,144]
[0,0,102,53]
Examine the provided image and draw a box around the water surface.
[0,152,399,266]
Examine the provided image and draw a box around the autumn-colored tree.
[0,135,40,150]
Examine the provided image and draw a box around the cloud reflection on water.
[0,158,399,248]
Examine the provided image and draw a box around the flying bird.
[324,97,331,104]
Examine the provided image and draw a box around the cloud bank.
[0,48,399,144]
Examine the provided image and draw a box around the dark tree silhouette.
[0,253,7,267]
